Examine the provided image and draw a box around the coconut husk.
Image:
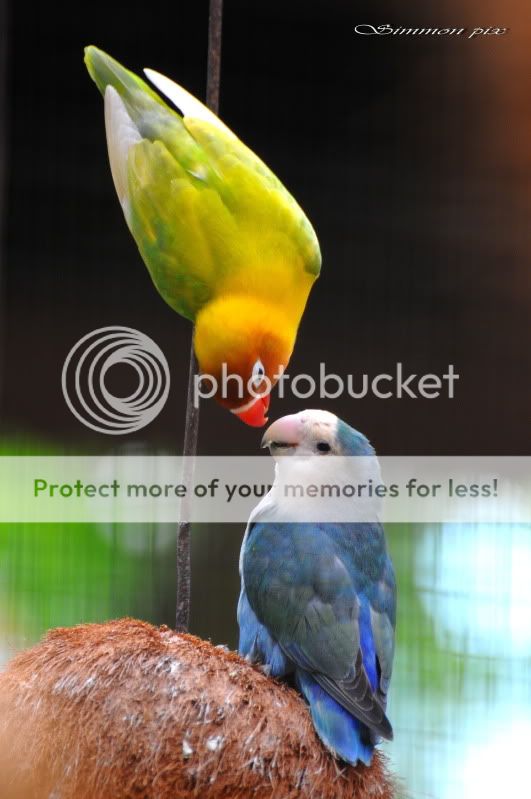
[0,617,397,799]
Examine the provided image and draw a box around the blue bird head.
[261,410,375,457]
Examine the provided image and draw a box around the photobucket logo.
[62,326,170,434]
[194,362,459,406]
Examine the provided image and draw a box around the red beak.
[233,394,270,427]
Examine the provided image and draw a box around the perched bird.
[84,47,321,426]
[238,410,396,766]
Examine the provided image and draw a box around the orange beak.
[232,394,270,427]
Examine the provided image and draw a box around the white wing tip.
[143,67,234,137]
[103,85,142,227]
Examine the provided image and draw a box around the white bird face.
[261,410,340,458]
[258,410,380,524]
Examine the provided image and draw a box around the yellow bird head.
[194,295,296,426]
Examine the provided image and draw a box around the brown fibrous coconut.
[0,618,397,799]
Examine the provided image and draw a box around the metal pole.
[176,0,223,632]
[0,0,9,409]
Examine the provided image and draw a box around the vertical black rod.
[0,0,9,408]
[206,0,223,114]
[176,0,223,632]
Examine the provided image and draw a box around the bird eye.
[316,441,331,453]
[252,360,265,377]
[250,359,265,386]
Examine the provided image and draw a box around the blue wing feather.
[238,520,396,765]
[237,587,292,677]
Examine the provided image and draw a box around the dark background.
[0,0,529,456]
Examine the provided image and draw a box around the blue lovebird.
[238,410,396,766]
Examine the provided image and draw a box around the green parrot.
[85,47,321,425]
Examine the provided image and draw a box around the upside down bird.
[85,47,321,426]
[238,410,396,766]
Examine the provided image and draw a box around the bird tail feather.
[296,670,374,767]
[84,46,164,115]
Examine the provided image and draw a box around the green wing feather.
[84,46,321,321]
